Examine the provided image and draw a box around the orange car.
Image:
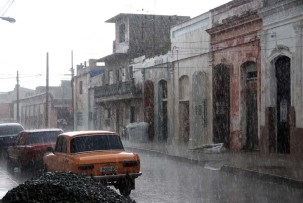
[43,131,141,196]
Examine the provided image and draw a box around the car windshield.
[70,134,124,153]
[0,126,23,136]
[27,131,62,144]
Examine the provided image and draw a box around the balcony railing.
[263,0,284,7]
[94,80,142,99]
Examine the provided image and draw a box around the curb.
[125,146,202,165]
[125,146,303,188]
[221,165,303,189]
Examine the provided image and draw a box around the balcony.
[94,80,142,101]
[263,0,284,7]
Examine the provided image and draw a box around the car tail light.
[123,160,138,167]
[78,164,94,170]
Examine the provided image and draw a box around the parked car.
[0,123,24,158]
[6,128,63,173]
[43,130,142,196]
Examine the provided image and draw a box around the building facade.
[74,59,104,130]
[16,81,73,131]
[259,0,303,156]
[170,12,213,152]
[94,13,190,135]
[207,0,262,151]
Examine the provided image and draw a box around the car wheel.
[119,185,131,197]
[43,164,48,173]
[17,160,25,175]
[6,157,14,173]
[118,178,133,197]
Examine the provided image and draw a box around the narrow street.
[1,150,303,202]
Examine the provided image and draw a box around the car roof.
[0,123,23,127]
[22,128,63,133]
[60,130,118,138]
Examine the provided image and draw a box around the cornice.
[207,11,261,35]
[259,0,301,18]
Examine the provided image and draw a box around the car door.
[52,136,68,172]
[7,133,20,163]
[8,132,26,165]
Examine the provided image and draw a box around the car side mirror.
[46,147,54,153]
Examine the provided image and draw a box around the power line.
[0,0,14,16]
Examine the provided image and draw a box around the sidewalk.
[122,140,303,187]
[0,167,18,200]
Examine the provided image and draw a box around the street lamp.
[0,16,16,23]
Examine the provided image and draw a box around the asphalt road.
[1,150,303,202]
[128,149,303,203]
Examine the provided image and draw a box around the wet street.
[129,149,303,203]
[1,150,303,203]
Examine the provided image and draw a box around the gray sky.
[0,0,230,92]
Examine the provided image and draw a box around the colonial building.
[74,59,104,130]
[128,12,213,156]
[170,12,213,152]
[207,0,262,151]
[15,80,73,131]
[94,13,190,135]
[0,86,34,123]
[259,0,303,156]
[131,54,172,142]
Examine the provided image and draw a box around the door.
[179,101,190,142]
[213,65,230,147]
[276,56,290,153]
[144,80,154,140]
[51,136,67,171]
[246,71,258,150]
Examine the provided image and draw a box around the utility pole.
[71,50,74,130]
[16,71,19,122]
[45,52,49,128]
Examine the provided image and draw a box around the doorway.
[213,64,230,147]
[275,56,290,153]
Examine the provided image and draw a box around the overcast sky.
[0,0,230,92]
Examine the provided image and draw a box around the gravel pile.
[1,172,135,203]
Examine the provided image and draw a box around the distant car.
[0,123,24,157]
[6,128,63,173]
[43,131,142,196]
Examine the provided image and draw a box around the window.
[130,106,135,123]
[55,137,63,152]
[55,136,67,153]
[109,71,114,84]
[116,69,121,82]
[79,81,83,94]
[70,134,124,153]
[129,66,133,80]
[119,23,126,42]
[27,130,62,144]
[77,112,83,126]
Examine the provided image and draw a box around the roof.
[97,53,128,63]
[60,131,118,138]
[105,13,190,23]
[22,128,63,133]
[0,123,23,127]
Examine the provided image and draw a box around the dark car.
[7,128,63,174]
[0,123,24,158]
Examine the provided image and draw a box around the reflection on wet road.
[128,149,303,203]
[1,151,303,202]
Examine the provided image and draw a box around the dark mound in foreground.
[2,172,134,203]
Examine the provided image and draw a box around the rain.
[1,0,303,202]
